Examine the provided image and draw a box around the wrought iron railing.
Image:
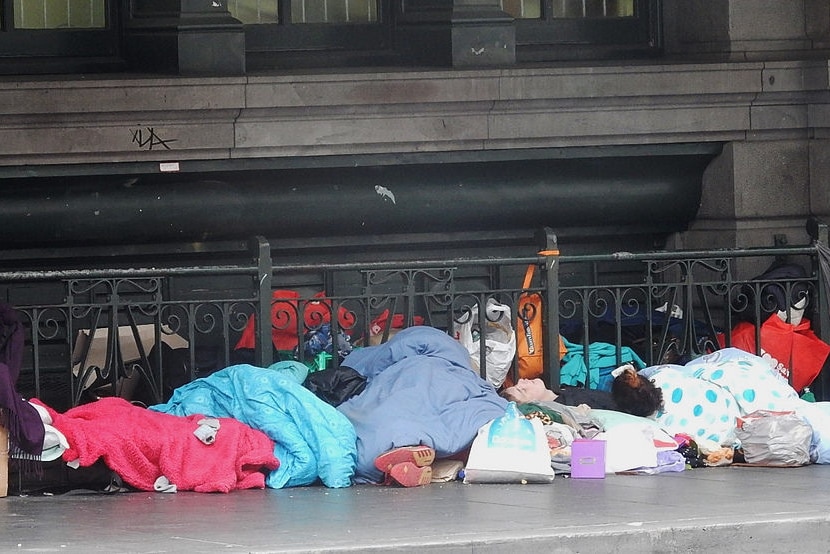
[2,219,828,414]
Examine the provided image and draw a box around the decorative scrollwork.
[516,292,541,326]
[113,277,162,297]
[689,258,730,278]
[302,300,331,331]
[192,302,224,335]
[557,289,584,321]
[270,298,301,334]
[647,283,679,310]
[68,278,114,297]
[585,288,614,320]
[364,269,413,291]
[6,243,824,418]
[159,304,188,337]
[728,282,752,313]
[451,294,481,326]
[618,287,647,319]
[30,307,70,341]
[227,302,257,333]
[333,298,362,335]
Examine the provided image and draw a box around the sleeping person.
[499,367,667,475]
[639,347,830,458]
[502,378,618,410]
[335,325,508,486]
[501,367,665,417]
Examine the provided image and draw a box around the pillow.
[593,424,658,473]
[591,409,678,450]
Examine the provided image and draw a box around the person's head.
[611,366,664,417]
[501,378,557,403]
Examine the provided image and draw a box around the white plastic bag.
[736,410,812,466]
[463,402,555,484]
[454,298,516,387]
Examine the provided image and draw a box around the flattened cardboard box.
[72,324,188,390]
[0,415,8,497]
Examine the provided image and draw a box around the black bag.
[736,262,810,324]
[303,366,367,406]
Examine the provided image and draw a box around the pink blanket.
[35,397,279,493]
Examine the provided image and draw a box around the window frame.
[515,0,662,61]
[242,0,396,69]
[0,0,662,73]
[0,1,123,73]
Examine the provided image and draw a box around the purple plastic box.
[571,439,606,479]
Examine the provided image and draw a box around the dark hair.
[611,368,664,417]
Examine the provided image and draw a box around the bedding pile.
[23,329,830,493]
[25,326,509,491]
[34,396,279,493]
[641,347,830,464]
[336,326,509,483]
[151,363,357,488]
[511,347,830,476]
[566,348,830,473]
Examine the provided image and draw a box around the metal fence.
[2,219,828,414]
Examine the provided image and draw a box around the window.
[229,0,395,70]
[228,0,280,24]
[506,0,660,62]
[502,0,635,19]
[13,0,107,29]
[0,1,122,74]
[229,0,378,24]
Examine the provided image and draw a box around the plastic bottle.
[487,401,536,450]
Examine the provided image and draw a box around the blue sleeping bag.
[337,326,508,483]
[151,363,357,489]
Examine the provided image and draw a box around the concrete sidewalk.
[3,465,829,553]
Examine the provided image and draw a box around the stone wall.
[0,1,828,253]
[662,0,830,249]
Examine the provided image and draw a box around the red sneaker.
[388,462,433,487]
[374,445,436,473]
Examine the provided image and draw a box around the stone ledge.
[0,60,826,168]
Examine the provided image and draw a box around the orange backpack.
[515,254,566,382]
[516,263,545,380]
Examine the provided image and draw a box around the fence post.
[251,236,273,368]
[807,217,830,400]
[807,218,830,342]
[537,227,560,389]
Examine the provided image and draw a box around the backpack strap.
[523,249,559,290]
[522,264,536,290]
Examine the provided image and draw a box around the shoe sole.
[388,462,433,487]
[374,445,436,473]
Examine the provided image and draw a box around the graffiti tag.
[131,127,177,150]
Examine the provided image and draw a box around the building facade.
[0,0,828,261]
